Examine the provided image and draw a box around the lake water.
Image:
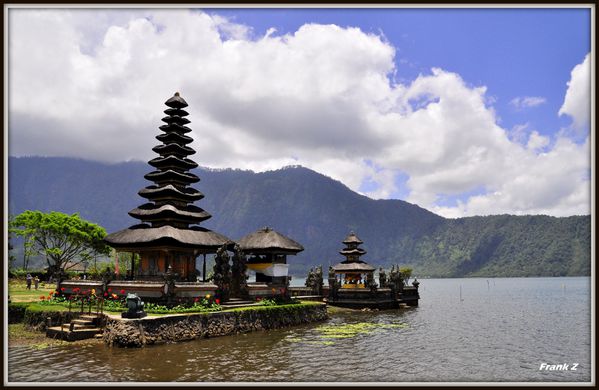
[7,277,592,383]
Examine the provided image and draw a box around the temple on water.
[326,232,420,309]
[331,232,375,288]
[57,92,418,310]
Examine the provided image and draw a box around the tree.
[9,210,110,277]
[8,230,16,270]
[399,266,413,284]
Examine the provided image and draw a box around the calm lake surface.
[8,277,591,383]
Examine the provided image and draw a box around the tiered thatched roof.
[105,93,231,251]
[332,232,375,273]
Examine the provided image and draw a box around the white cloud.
[510,96,547,109]
[559,53,591,130]
[7,9,590,218]
[526,131,550,152]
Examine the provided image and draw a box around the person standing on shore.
[26,273,32,290]
[34,276,40,290]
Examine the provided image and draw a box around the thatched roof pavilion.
[238,227,304,255]
[105,93,231,280]
[238,227,303,285]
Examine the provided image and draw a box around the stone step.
[71,323,97,330]
[46,326,103,341]
[79,314,101,321]
[71,319,94,325]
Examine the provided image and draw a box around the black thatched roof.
[105,224,231,250]
[138,184,204,202]
[144,169,200,184]
[238,227,304,254]
[343,231,363,244]
[165,92,188,108]
[128,203,211,223]
[148,155,198,171]
[339,248,367,256]
[331,261,375,273]
[152,143,196,157]
[156,132,193,145]
[161,115,191,125]
[159,123,192,134]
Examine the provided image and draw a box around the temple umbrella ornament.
[105,93,232,281]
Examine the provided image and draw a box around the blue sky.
[8,7,592,217]
[207,8,590,139]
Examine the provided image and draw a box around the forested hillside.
[8,157,591,277]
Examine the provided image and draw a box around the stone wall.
[103,303,328,348]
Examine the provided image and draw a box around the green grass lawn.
[8,280,56,303]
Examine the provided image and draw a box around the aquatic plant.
[316,322,409,341]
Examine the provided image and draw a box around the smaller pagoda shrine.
[328,232,403,309]
[238,227,304,298]
[331,232,375,288]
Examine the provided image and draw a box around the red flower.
[256,297,262,301]
[104,292,108,297]
[39,296,45,300]
[120,289,126,295]
[215,298,220,305]
[194,297,199,303]
[107,288,112,293]
[60,287,65,292]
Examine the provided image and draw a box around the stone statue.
[327,266,337,300]
[366,272,377,292]
[316,266,324,295]
[412,278,420,288]
[305,268,315,288]
[231,244,248,299]
[378,267,387,288]
[162,264,178,300]
[213,245,232,302]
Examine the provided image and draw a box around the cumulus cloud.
[559,53,591,130]
[7,9,590,218]
[510,96,547,109]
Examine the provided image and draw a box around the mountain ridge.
[7,156,591,277]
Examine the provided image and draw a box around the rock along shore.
[103,303,328,348]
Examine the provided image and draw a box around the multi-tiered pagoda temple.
[327,232,400,309]
[105,93,231,281]
[331,232,375,287]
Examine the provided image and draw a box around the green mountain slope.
[8,157,591,277]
